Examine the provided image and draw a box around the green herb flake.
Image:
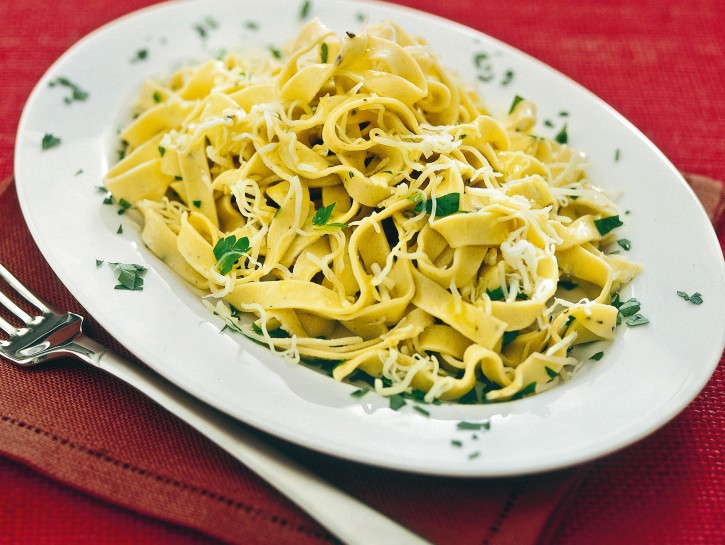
[508,94,524,114]
[320,42,328,64]
[625,313,649,327]
[502,330,519,347]
[594,215,623,236]
[109,262,147,291]
[590,351,605,361]
[486,286,505,301]
[117,198,132,215]
[468,451,481,460]
[615,148,621,161]
[350,387,370,398]
[131,49,148,63]
[413,405,430,417]
[48,77,89,104]
[269,45,282,59]
[473,51,489,68]
[678,291,703,305]
[457,420,491,431]
[617,238,632,251]
[451,439,463,447]
[501,69,514,86]
[41,133,61,150]
[158,146,166,157]
[152,91,162,103]
[545,366,559,378]
[95,259,104,267]
[193,200,202,208]
[554,124,569,144]
[116,224,123,234]
[414,192,460,217]
[312,202,347,229]
[213,235,251,275]
[389,395,406,411]
[558,279,578,290]
[300,0,311,19]
[512,381,537,400]
[618,298,641,317]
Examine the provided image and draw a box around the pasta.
[105,19,642,403]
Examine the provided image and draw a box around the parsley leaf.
[625,314,649,326]
[617,238,632,251]
[312,202,347,229]
[509,94,524,114]
[590,351,605,361]
[320,42,328,63]
[457,420,491,431]
[41,133,61,150]
[109,263,147,291]
[213,235,250,275]
[48,77,88,104]
[554,124,568,144]
[389,395,406,411]
[414,192,460,217]
[594,215,623,236]
[677,291,703,305]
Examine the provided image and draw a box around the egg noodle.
[105,19,641,403]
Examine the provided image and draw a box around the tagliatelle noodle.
[105,19,642,402]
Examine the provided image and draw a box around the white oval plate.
[14,0,725,477]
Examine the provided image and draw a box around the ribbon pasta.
[105,20,641,403]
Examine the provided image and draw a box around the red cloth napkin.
[1,1,724,544]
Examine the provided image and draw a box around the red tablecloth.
[1,1,724,544]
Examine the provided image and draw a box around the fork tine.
[0,264,50,315]
[0,314,17,335]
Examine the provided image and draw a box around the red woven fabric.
[1,1,724,544]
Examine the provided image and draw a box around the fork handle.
[71,335,433,545]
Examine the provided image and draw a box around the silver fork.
[0,263,433,545]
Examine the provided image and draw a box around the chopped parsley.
[41,133,61,150]
[320,42,328,64]
[192,200,202,208]
[512,381,537,400]
[594,215,623,236]
[414,192,460,217]
[131,49,148,63]
[509,94,524,114]
[618,297,641,317]
[615,148,621,161]
[502,330,519,347]
[299,0,311,19]
[193,16,218,40]
[677,291,703,305]
[625,314,649,327]
[545,366,559,378]
[501,69,514,86]
[617,238,632,251]
[413,405,430,417]
[48,77,88,104]
[554,124,569,144]
[109,262,147,291]
[213,235,250,275]
[486,286,505,301]
[116,224,123,234]
[590,351,605,361]
[312,202,347,229]
[350,387,370,398]
[389,394,406,411]
[244,20,259,30]
[117,198,132,215]
[268,45,282,59]
[456,420,491,431]
[473,51,489,68]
